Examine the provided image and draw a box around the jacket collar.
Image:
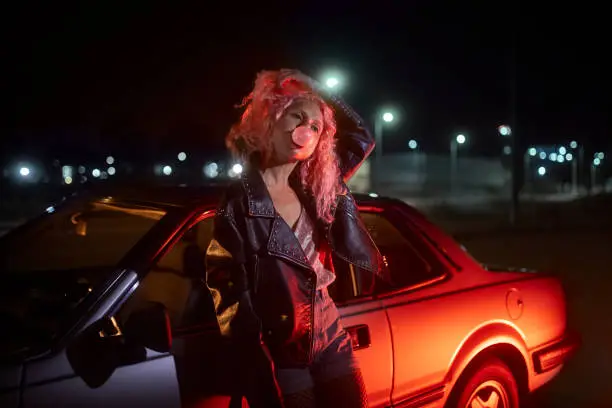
[241,165,276,218]
[241,163,315,219]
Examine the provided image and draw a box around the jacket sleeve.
[327,93,376,182]
[205,210,261,344]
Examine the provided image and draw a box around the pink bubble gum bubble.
[292,126,314,147]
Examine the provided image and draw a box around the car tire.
[447,357,519,408]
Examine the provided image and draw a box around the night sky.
[2,1,609,163]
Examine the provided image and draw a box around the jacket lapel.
[242,166,314,272]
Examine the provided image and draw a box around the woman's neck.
[259,162,298,189]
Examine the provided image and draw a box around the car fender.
[444,320,529,392]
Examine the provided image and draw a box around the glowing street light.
[450,133,467,193]
[325,77,340,89]
[498,125,512,137]
[178,152,187,162]
[162,165,173,176]
[19,167,30,177]
[408,139,418,150]
[321,70,345,91]
[538,166,547,176]
[106,156,114,165]
[591,154,605,193]
[373,108,399,189]
[528,147,537,157]
[382,112,394,123]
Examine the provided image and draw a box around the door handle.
[346,324,371,350]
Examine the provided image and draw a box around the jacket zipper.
[252,255,260,295]
[308,272,317,363]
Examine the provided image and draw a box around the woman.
[205,69,383,408]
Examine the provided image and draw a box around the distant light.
[382,112,394,123]
[498,125,512,136]
[92,168,101,178]
[596,152,605,160]
[62,165,74,179]
[19,167,30,177]
[539,152,547,160]
[232,163,243,174]
[106,156,114,165]
[558,146,567,155]
[107,166,116,176]
[456,134,466,144]
[557,155,565,163]
[503,146,512,155]
[64,176,73,185]
[549,153,557,162]
[325,77,339,89]
[528,147,537,156]
[570,141,578,149]
[204,162,219,178]
[565,153,573,161]
[77,165,86,174]
[178,152,187,162]
[45,206,55,213]
[594,158,601,166]
[538,166,547,176]
[408,139,418,150]
[162,165,172,176]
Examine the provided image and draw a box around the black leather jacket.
[205,94,383,370]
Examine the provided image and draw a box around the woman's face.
[269,99,324,164]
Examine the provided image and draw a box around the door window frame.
[357,205,452,300]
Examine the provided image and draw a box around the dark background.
[2,1,609,165]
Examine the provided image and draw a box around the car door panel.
[0,365,22,408]
[21,270,182,408]
[339,298,392,408]
[381,293,451,405]
[23,349,180,408]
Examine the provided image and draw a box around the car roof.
[78,181,400,211]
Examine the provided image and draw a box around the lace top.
[292,207,336,290]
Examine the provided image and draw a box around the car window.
[361,211,446,293]
[120,214,216,332]
[0,199,166,361]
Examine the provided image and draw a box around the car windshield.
[0,198,166,361]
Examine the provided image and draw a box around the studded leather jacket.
[205,94,383,371]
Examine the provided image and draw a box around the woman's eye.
[311,125,319,133]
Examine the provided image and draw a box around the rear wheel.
[449,357,519,408]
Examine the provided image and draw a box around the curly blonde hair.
[226,69,343,223]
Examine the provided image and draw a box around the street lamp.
[591,153,605,193]
[325,77,339,89]
[321,70,345,92]
[450,134,467,193]
[373,110,397,189]
[498,125,512,137]
[568,141,585,195]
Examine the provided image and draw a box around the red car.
[0,186,578,408]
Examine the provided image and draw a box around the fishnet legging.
[282,368,368,408]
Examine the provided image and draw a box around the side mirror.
[66,316,127,388]
[124,301,173,353]
[66,302,171,388]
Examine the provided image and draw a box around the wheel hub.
[467,379,510,408]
